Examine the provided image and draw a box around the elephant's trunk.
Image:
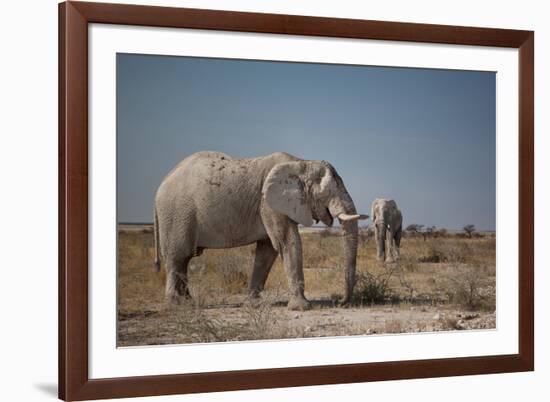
[340,219,358,305]
[329,196,360,305]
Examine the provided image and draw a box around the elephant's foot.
[166,270,192,306]
[165,290,192,306]
[166,294,182,306]
[287,296,311,311]
[247,288,262,299]
[385,255,399,263]
[245,291,264,308]
[339,295,352,307]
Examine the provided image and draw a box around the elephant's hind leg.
[393,229,402,260]
[248,239,278,298]
[165,255,192,304]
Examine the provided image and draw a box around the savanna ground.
[117,226,496,346]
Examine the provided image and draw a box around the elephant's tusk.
[338,213,369,221]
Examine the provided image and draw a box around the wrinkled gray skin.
[371,199,403,262]
[154,151,368,310]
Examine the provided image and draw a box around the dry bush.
[243,302,277,339]
[241,291,309,340]
[241,296,282,339]
[446,264,494,311]
[394,262,417,300]
[171,292,295,343]
[355,257,419,304]
[172,303,244,343]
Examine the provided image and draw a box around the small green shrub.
[353,270,393,305]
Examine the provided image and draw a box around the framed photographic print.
[59,1,534,400]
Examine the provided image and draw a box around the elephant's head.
[262,160,368,304]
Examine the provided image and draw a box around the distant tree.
[425,225,436,238]
[406,224,424,233]
[463,224,476,238]
[406,224,426,241]
[437,228,448,238]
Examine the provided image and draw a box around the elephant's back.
[164,151,232,180]
[155,151,266,220]
[157,151,231,191]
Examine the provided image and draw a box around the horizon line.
[117,222,496,232]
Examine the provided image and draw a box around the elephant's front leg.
[261,209,311,310]
[391,230,401,261]
[386,234,397,263]
[279,226,310,311]
[248,239,278,298]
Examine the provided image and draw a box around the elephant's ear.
[263,162,314,227]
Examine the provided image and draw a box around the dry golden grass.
[117,227,496,346]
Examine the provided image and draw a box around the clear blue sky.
[117,54,496,230]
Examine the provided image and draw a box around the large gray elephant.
[153,151,368,310]
[371,199,403,262]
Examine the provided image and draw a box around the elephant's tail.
[153,206,161,272]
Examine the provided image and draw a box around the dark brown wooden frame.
[59,1,534,400]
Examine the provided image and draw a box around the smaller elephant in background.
[371,199,403,262]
